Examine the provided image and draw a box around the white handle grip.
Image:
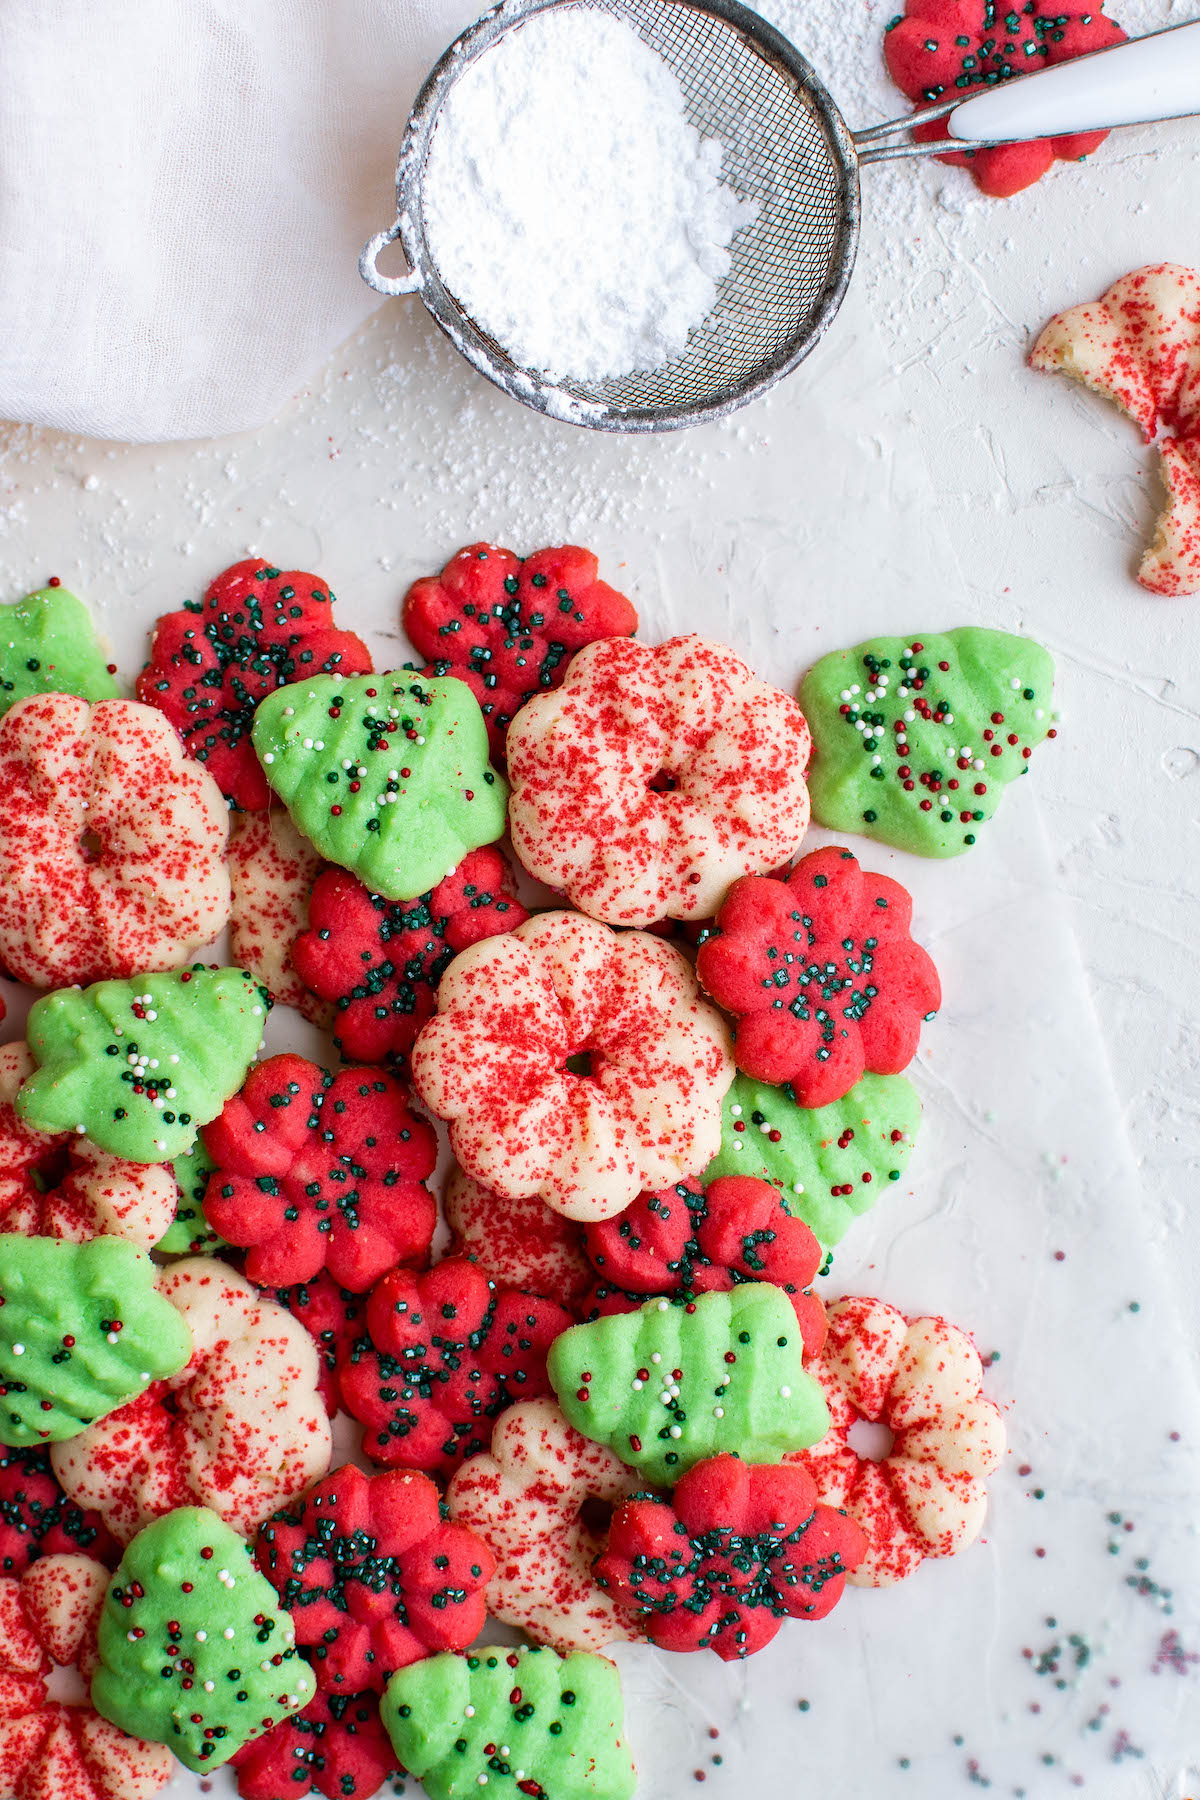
[947,17,1200,140]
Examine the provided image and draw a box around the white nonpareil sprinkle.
[422,9,757,383]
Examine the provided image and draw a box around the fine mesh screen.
[408,0,860,429]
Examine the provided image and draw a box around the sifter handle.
[946,17,1200,139]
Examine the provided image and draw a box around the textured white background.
[1,0,1200,1794]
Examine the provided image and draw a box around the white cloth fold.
[0,0,475,442]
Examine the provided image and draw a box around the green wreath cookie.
[0,1234,192,1445]
[252,672,509,902]
[0,586,119,717]
[92,1506,315,1771]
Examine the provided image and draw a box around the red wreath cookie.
[445,1169,593,1313]
[1031,264,1200,594]
[202,1053,437,1291]
[0,1449,117,1577]
[256,1463,495,1692]
[337,1259,572,1478]
[884,0,1126,199]
[228,809,334,1026]
[506,636,812,925]
[582,1174,826,1355]
[402,543,638,762]
[696,846,940,1107]
[595,1454,865,1660]
[791,1295,1006,1585]
[232,1690,396,1800]
[0,1552,173,1800]
[138,558,372,810]
[0,693,230,990]
[291,847,529,1068]
[0,1044,178,1251]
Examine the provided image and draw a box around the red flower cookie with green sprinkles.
[337,1259,572,1478]
[137,559,372,811]
[232,1689,397,1800]
[201,1053,438,1292]
[291,847,529,1069]
[582,1175,826,1356]
[402,543,638,762]
[255,1463,495,1693]
[884,0,1126,199]
[594,1453,865,1660]
[800,628,1056,858]
[695,846,940,1107]
[0,1447,117,1576]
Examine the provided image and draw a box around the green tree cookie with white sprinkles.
[549,1285,828,1486]
[381,1645,637,1800]
[92,1506,314,1772]
[252,672,509,902]
[0,585,119,717]
[801,627,1056,856]
[705,1071,921,1247]
[16,965,269,1162]
[0,1234,192,1446]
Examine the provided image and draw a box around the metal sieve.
[360,0,1200,432]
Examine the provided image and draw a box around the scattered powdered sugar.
[421,6,757,383]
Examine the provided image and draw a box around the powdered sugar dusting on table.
[422,6,757,382]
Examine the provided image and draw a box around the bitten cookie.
[0,694,230,990]
[381,1646,637,1800]
[801,629,1056,856]
[227,809,334,1026]
[252,672,509,902]
[549,1285,829,1486]
[0,586,118,718]
[137,559,372,810]
[444,1169,592,1313]
[201,1054,437,1291]
[790,1295,1006,1585]
[695,846,940,1106]
[411,911,734,1221]
[507,635,811,925]
[595,1453,865,1659]
[446,1399,641,1654]
[92,1506,314,1771]
[50,1260,331,1542]
[255,1463,494,1691]
[403,543,638,762]
[1031,264,1200,594]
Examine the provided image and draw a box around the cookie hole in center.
[648,768,679,794]
[31,1143,72,1196]
[45,1661,88,1706]
[564,1051,594,1078]
[577,1495,615,1539]
[79,827,103,861]
[847,1418,895,1463]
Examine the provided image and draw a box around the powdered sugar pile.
[421,6,757,383]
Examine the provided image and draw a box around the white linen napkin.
[0,0,476,442]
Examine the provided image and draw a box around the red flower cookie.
[232,1690,396,1800]
[402,543,637,762]
[884,0,1125,199]
[444,1169,593,1314]
[264,1275,366,1416]
[202,1053,438,1291]
[291,847,529,1068]
[582,1175,826,1357]
[255,1463,495,1692]
[0,693,230,990]
[696,846,940,1107]
[138,558,372,810]
[337,1259,572,1478]
[0,1450,117,1577]
[595,1454,865,1660]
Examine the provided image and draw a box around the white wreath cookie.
[790,1295,1005,1586]
[446,1398,641,1654]
[506,635,812,925]
[51,1260,331,1543]
[411,910,734,1221]
[444,1167,593,1311]
[227,807,334,1027]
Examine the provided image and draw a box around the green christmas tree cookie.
[801,627,1056,857]
[549,1285,828,1486]
[16,965,269,1162]
[156,1140,227,1256]
[92,1506,314,1772]
[381,1646,636,1800]
[705,1072,922,1247]
[0,1235,192,1446]
[251,672,509,902]
[0,586,119,717]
